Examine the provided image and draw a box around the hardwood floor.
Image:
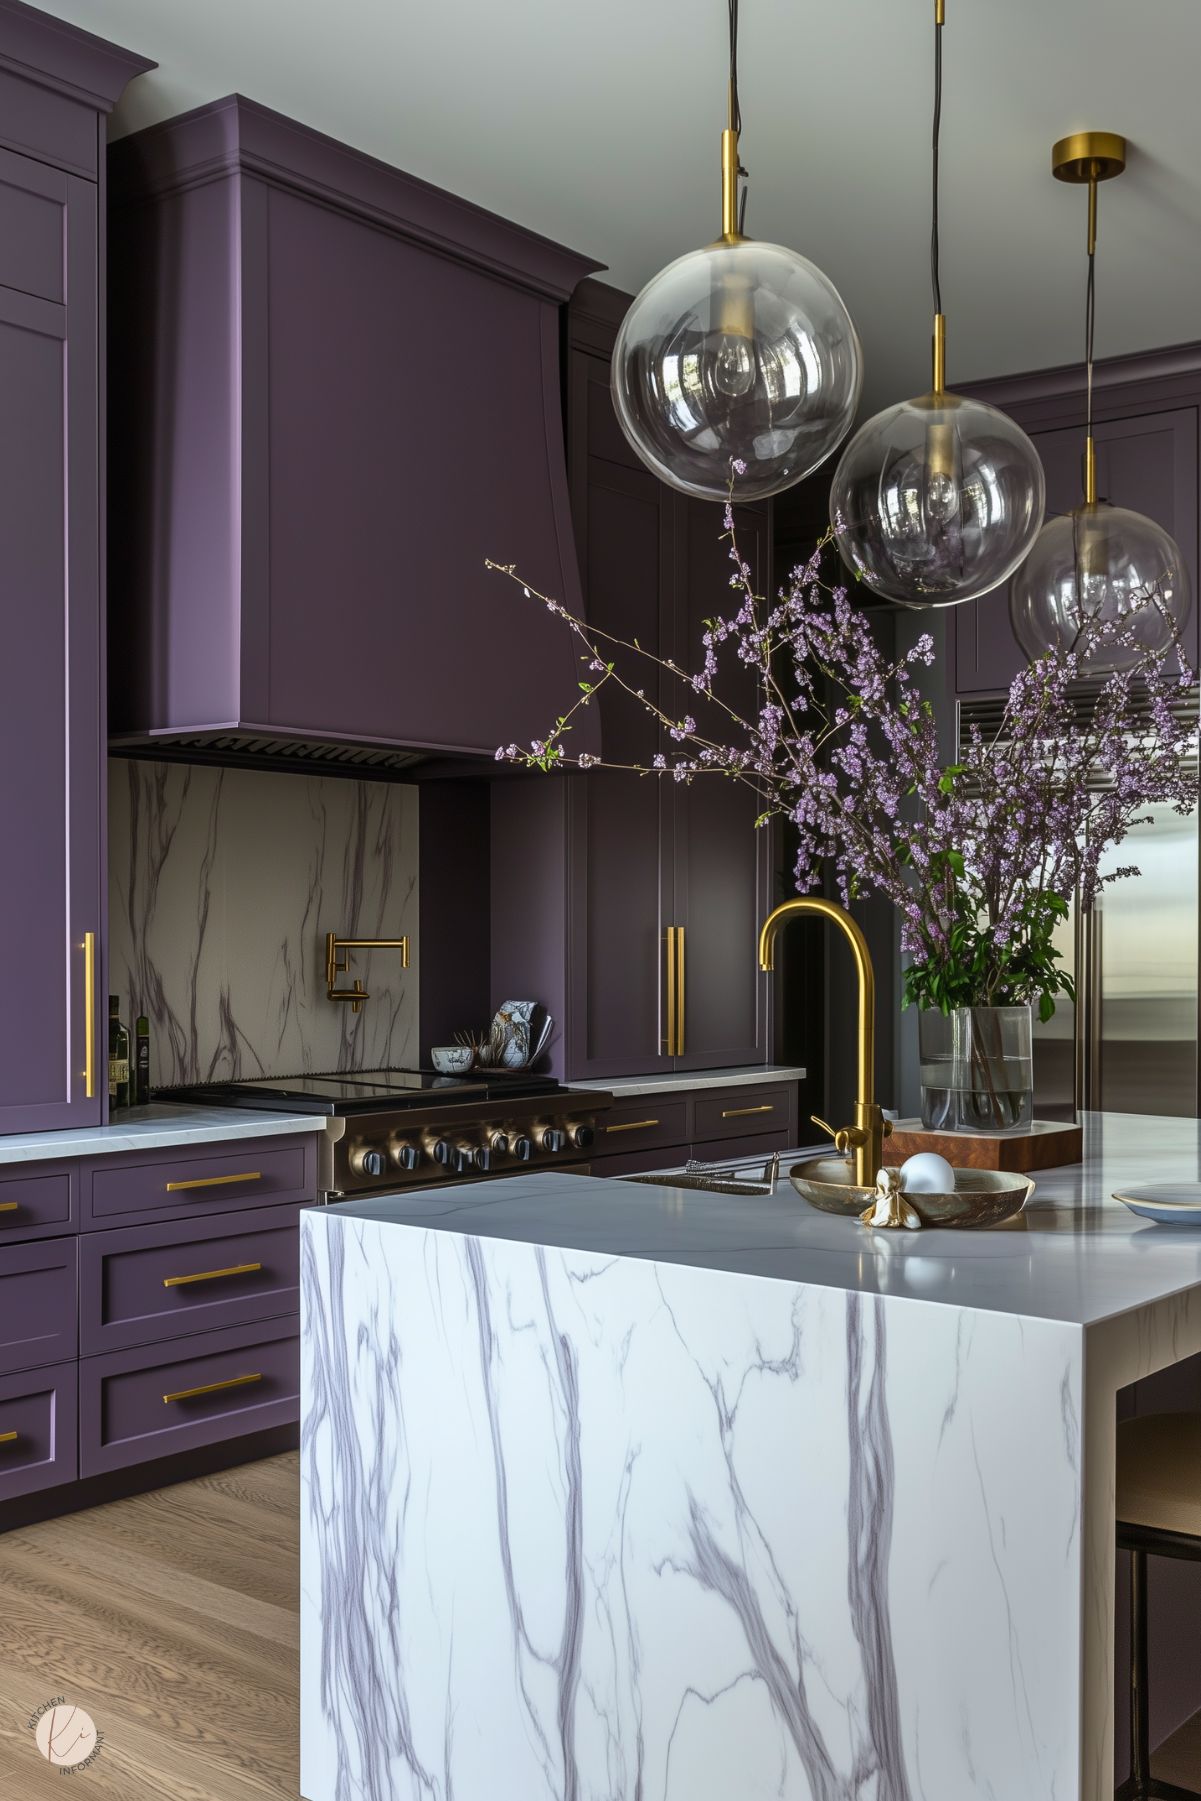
[0,1454,299,1801]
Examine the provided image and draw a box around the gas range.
[164,1067,613,1198]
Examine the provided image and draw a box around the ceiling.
[43,0,1201,412]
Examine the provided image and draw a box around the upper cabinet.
[0,1,152,1134]
[953,349,1201,694]
[107,97,602,763]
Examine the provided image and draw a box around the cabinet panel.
[0,1237,77,1374]
[672,502,772,1069]
[0,1360,77,1503]
[0,165,101,1132]
[956,407,1199,694]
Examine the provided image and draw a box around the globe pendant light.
[829,0,1046,608]
[1009,134,1192,671]
[611,1,862,502]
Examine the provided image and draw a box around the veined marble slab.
[0,1103,327,1164]
[572,1062,807,1097]
[300,1112,1201,1801]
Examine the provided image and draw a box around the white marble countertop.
[571,1062,807,1098]
[0,1103,329,1164]
[323,1110,1201,1327]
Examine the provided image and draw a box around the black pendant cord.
[728,0,749,231]
[1085,232,1096,451]
[931,5,943,319]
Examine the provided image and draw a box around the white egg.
[898,1151,956,1194]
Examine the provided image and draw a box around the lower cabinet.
[0,1131,313,1521]
[0,1360,77,1503]
[79,1315,300,1478]
[588,1082,800,1178]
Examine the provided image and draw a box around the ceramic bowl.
[431,1045,474,1075]
[788,1155,1033,1229]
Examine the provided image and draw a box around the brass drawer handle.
[0,1430,18,1446]
[604,1118,660,1134]
[721,1104,775,1119]
[83,930,96,1099]
[162,1261,263,1290]
[162,1372,262,1405]
[0,1200,19,1214]
[165,1170,262,1193]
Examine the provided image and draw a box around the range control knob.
[392,1142,420,1171]
[512,1135,533,1162]
[489,1132,510,1156]
[452,1143,478,1175]
[474,1146,492,1173]
[353,1147,387,1177]
[431,1138,452,1166]
[570,1124,594,1150]
[542,1128,567,1154]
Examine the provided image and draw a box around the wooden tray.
[886,1118,1082,1174]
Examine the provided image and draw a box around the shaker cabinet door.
[955,406,1199,694]
[670,500,772,1070]
[0,157,101,1131]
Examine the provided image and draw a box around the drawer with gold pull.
[0,1163,77,1243]
[79,1205,301,1355]
[692,1085,792,1147]
[82,1134,317,1230]
[79,1315,299,1477]
[595,1099,688,1158]
[0,1360,77,1504]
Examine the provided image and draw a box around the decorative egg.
[898,1151,956,1195]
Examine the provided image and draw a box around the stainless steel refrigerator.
[1034,804,1199,1118]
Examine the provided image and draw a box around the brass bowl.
[788,1156,1034,1230]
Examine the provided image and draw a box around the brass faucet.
[758,897,891,1190]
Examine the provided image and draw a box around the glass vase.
[918,1005,1034,1134]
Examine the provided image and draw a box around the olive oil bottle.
[108,995,131,1110]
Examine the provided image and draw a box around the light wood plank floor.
[0,1452,1197,1800]
[0,1454,299,1801]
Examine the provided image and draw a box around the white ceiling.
[45,0,1201,410]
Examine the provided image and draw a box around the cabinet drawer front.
[80,1205,302,1356]
[84,1137,315,1229]
[693,1086,791,1146]
[0,1238,77,1374]
[0,1164,76,1242]
[0,1359,77,1503]
[80,1316,299,1478]
[596,1100,688,1155]
[0,150,68,306]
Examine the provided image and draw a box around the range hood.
[107,96,604,773]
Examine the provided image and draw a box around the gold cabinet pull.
[675,924,685,1058]
[162,1372,262,1405]
[0,1201,19,1214]
[162,1261,263,1290]
[664,925,679,1056]
[0,1430,18,1446]
[165,1170,262,1193]
[721,1104,775,1119]
[604,1118,660,1134]
[83,930,96,1099]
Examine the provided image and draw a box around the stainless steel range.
[166,1068,612,1200]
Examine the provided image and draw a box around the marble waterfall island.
[299,1114,1201,1801]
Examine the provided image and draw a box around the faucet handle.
[811,1113,856,1156]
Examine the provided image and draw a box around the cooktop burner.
[162,1065,566,1116]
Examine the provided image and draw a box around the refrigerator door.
[1035,806,1199,1117]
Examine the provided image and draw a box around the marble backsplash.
[108,760,419,1087]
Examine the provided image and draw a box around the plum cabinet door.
[0,155,101,1131]
[955,407,1200,694]
[671,500,773,1070]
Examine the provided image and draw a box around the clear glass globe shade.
[612,239,862,502]
[1010,502,1192,672]
[829,392,1047,607]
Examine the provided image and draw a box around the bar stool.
[1116,1412,1201,1800]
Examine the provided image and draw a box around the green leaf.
[1039,993,1056,1023]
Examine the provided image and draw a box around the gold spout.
[758,897,889,1189]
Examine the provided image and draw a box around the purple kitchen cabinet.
[79,1314,299,1477]
[107,95,602,762]
[0,1161,78,1243]
[81,1134,316,1230]
[0,1235,77,1373]
[954,350,1201,695]
[0,1359,77,1503]
[79,1204,302,1355]
[0,6,151,1134]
